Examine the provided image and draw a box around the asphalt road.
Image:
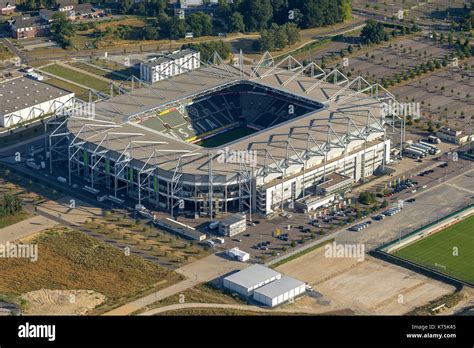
[0,34,28,63]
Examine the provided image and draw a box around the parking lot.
[329,36,456,82]
[391,57,474,128]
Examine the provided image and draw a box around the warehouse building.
[223,264,281,298]
[219,213,246,237]
[253,276,306,307]
[0,77,74,128]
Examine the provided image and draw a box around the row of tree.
[360,19,421,45]
[253,23,300,51]
[213,0,352,33]
[181,40,231,62]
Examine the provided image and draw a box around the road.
[104,253,246,315]
[0,34,28,63]
[140,302,269,316]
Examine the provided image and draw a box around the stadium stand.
[136,82,319,144]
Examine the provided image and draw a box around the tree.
[230,12,245,33]
[360,19,385,44]
[182,40,231,62]
[142,26,158,40]
[273,23,287,49]
[240,0,273,32]
[358,191,376,205]
[340,0,352,21]
[285,23,300,45]
[50,12,75,48]
[187,12,213,37]
[119,0,133,14]
[168,17,187,40]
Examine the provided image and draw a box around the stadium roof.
[0,77,73,117]
[66,59,389,178]
[224,264,281,289]
[253,276,305,298]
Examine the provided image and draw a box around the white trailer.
[404,147,424,159]
[410,143,430,155]
[419,141,441,154]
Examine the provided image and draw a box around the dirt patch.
[277,247,455,315]
[21,289,105,315]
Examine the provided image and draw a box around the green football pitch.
[393,215,474,284]
[196,125,257,148]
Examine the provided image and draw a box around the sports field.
[196,125,257,148]
[393,215,474,285]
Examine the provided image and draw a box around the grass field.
[393,215,474,285]
[0,43,13,61]
[0,228,183,311]
[196,125,257,148]
[41,64,111,92]
[44,77,91,101]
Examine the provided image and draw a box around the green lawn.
[44,77,91,101]
[393,215,474,284]
[196,125,257,148]
[41,64,111,92]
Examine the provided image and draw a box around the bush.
[358,191,375,205]
[0,194,22,217]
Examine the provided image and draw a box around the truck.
[410,143,431,155]
[412,142,438,155]
[427,135,441,144]
[404,147,424,159]
[419,141,441,154]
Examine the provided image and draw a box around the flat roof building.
[154,218,206,241]
[253,276,306,307]
[315,172,353,196]
[219,213,246,237]
[223,264,281,298]
[0,77,74,128]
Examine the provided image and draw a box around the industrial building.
[223,264,281,297]
[436,126,473,145]
[0,77,74,128]
[46,52,405,219]
[223,264,307,306]
[253,276,306,307]
[140,49,200,83]
[219,213,246,237]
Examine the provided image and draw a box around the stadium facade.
[47,53,402,218]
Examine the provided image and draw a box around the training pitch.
[392,215,474,285]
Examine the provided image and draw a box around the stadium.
[47,53,401,218]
